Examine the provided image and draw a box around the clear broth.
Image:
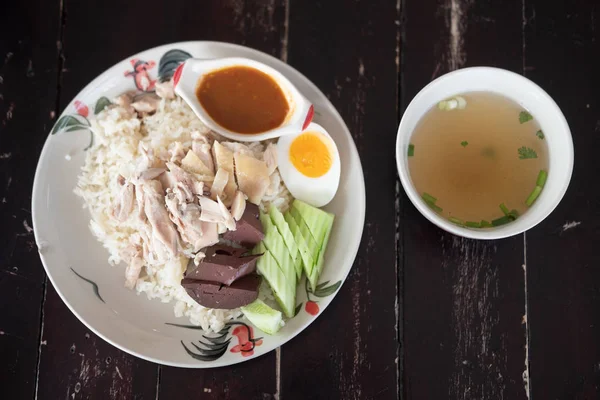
[408,92,549,224]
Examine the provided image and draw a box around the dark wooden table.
[1,0,599,399]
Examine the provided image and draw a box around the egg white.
[276,122,341,207]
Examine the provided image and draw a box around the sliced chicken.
[217,195,236,231]
[263,143,278,175]
[212,141,237,206]
[233,152,270,204]
[191,136,215,175]
[112,175,135,222]
[114,91,137,115]
[155,80,175,99]
[210,168,229,200]
[181,149,214,177]
[199,196,225,224]
[138,143,156,170]
[134,183,146,222]
[195,221,219,249]
[131,93,161,113]
[125,252,144,289]
[165,193,205,252]
[167,162,203,202]
[198,195,236,231]
[138,167,167,181]
[230,191,247,221]
[169,142,186,164]
[142,180,179,256]
[222,141,255,156]
[158,171,177,193]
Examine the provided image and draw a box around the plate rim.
[31,40,366,368]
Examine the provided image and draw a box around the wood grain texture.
[0,0,60,398]
[37,286,158,399]
[400,0,528,398]
[280,1,400,399]
[523,1,600,398]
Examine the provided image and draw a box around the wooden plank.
[37,286,158,399]
[36,0,285,399]
[400,0,528,398]
[0,1,60,398]
[280,1,399,399]
[523,1,600,398]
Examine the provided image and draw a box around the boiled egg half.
[277,122,340,207]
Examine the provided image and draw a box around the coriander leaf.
[519,111,533,124]
[461,141,468,147]
[518,146,538,159]
[536,130,545,140]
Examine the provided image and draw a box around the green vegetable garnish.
[536,130,545,140]
[449,217,464,226]
[525,170,547,207]
[492,215,513,226]
[536,170,548,187]
[466,221,481,228]
[519,111,533,124]
[508,209,519,220]
[518,146,538,159]
[427,202,443,213]
[408,144,415,157]
[480,220,492,228]
[461,141,468,147]
[422,192,437,204]
[499,203,510,216]
[526,186,543,206]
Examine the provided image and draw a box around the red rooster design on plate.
[124,58,156,91]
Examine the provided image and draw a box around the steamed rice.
[75,96,291,332]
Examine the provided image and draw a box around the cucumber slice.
[284,212,314,277]
[254,243,295,318]
[290,200,335,291]
[259,213,297,290]
[289,207,320,259]
[241,299,283,335]
[269,205,302,280]
[309,217,334,291]
[292,200,334,247]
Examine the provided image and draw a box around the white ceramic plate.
[32,41,365,368]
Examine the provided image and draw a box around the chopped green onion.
[422,192,437,204]
[536,170,548,187]
[445,99,459,110]
[480,220,492,228]
[438,96,467,111]
[492,215,513,226]
[499,203,510,216]
[466,221,481,228]
[461,141,468,148]
[526,186,543,206]
[427,202,443,213]
[408,144,415,157]
[449,217,464,226]
[508,209,520,220]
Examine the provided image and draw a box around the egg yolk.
[289,132,333,178]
